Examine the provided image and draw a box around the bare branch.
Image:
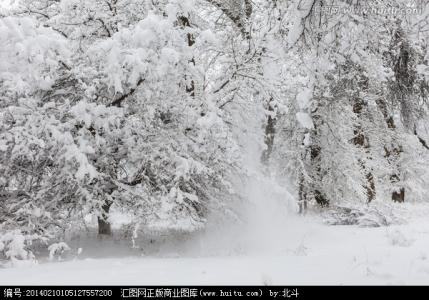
[108,78,145,107]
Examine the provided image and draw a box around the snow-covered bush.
[48,242,70,261]
[323,204,406,228]
[0,230,37,265]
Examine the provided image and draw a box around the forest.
[1,0,429,285]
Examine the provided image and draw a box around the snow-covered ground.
[1,203,429,285]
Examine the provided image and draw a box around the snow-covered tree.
[1,0,244,261]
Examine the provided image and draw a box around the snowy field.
[2,203,429,285]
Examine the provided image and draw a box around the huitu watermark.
[314,1,424,16]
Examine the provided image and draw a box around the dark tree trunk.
[98,201,112,236]
[261,100,276,164]
[178,15,196,97]
[379,26,416,203]
[376,96,405,203]
[309,142,328,207]
[299,103,329,211]
[392,188,405,203]
[352,97,376,202]
[298,173,307,214]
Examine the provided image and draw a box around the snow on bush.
[48,242,71,261]
[0,230,36,266]
[323,203,406,227]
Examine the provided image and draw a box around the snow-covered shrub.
[323,203,406,227]
[48,242,71,261]
[0,230,37,265]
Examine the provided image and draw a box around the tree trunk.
[178,15,196,97]
[379,26,414,203]
[261,99,276,164]
[352,97,376,202]
[309,141,329,207]
[98,201,112,236]
[392,188,405,203]
[298,173,307,213]
[299,104,329,210]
